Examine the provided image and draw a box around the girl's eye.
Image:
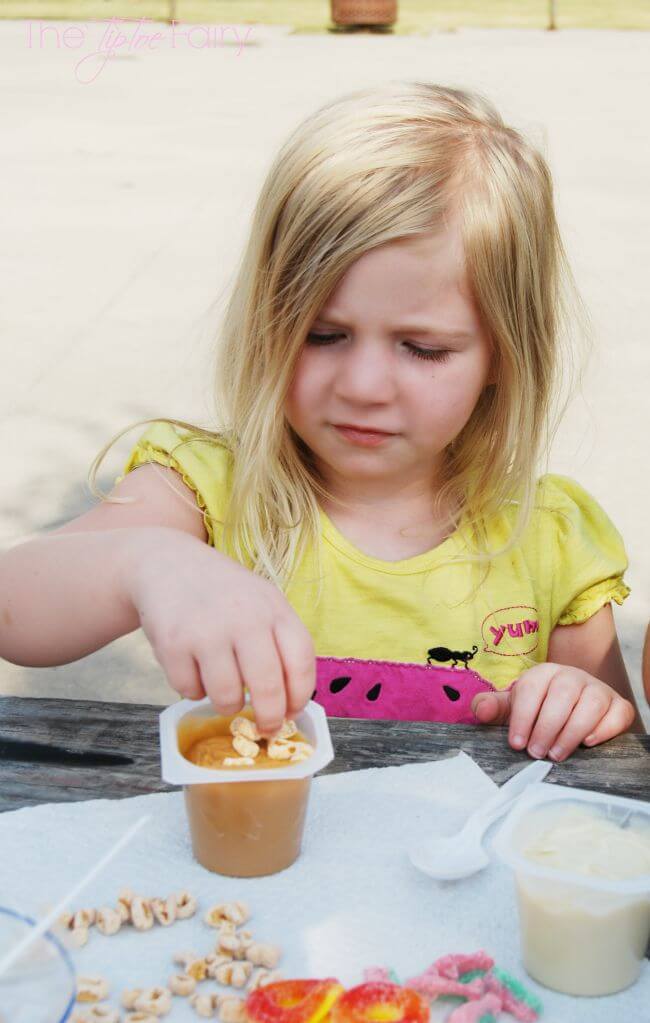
[404,343,451,363]
[306,332,341,346]
[306,332,451,363]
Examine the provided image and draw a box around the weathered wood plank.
[1,696,650,811]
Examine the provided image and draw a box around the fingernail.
[528,745,545,759]
[511,735,526,749]
[584,734,597,746]
[549,745,564,761]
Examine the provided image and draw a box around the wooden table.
[2,695,650,812]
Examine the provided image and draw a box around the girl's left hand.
[470,662,637,762]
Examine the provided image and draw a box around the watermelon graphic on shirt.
[313,655,502,724]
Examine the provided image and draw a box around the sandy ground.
[0,19,648,726]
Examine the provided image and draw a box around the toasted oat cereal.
[121,989,144,1009]
[168,972,197,996]
[190,992,220,1018]
[76,975,109,1003]
[151,895,177,927]
[204,902,250,928]
[175,891,198,919]
[131,896,154,931]
[134,987,172,1016]
[96,907,122,936]
[245,943,282,969]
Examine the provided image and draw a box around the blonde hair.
[89,80,591,599]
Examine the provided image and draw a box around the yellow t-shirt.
[116,421,630,709]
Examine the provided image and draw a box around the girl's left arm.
[546,603,645,733]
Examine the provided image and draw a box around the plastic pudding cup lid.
[493,781,650,897]
[159,696,334,785]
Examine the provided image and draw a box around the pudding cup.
[159,698,334,877]
[494,783,650,996]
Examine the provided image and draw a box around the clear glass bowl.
[0,906,76,1022]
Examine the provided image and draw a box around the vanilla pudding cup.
[494,783,650,997]
[159,698,334,877]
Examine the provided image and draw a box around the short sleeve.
[114,420,234,549]
[536,474,631,627]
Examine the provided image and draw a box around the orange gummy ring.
[246,979,345,1023]
[330,983,430,1023]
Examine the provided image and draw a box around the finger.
[233,633,287,736]
[507,665,561,751]
[272,618,316,717]
[525,674,583,759]
[471,691,512,725]
[546,688,613,761]
[582,698,636,749]
[197,643,245,716]
[158,649,205,701]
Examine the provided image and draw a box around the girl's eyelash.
[306,332,451,363]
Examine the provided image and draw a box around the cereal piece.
[68,925,90,949]
[131,896,154,931]
[219,996,247,1023]
[217,921,237,936]
[216,932,241,957]
[175,891,198,920]
[151,895,177,927]
[268,739,312,761]
[248,970,284,991]
[214,961,253,988]
[269,720,297,741]
[289,743,313,763]
[187,958,209,982]
[217,931,254,960]
[232,735,260,759]
[134,987,173,1016]
[117,888,135,923]
[77,975,110,1002]
[229,717,261,742]
[266,739,294,761]
[190,993,221,1018]
[125,1015,158,1023]
[73,909,96,930]
[58,911,74,930]
[245,943,282,969]
[121,989,144,1009]
[206,953,234,978]
[85,1009,121,1023]
[169,972,197,996]
[96,907,123,936]
[204,902,250,928]
[223,757,255,767]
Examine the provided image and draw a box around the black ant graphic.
[427,644,478,669]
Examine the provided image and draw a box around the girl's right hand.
[123,527,316,735]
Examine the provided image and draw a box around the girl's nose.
[333,338,397,404]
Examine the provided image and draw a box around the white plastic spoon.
[409,759,552,881]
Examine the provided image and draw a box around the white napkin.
[0,752,648,1022]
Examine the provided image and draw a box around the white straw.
[0,813,150,979]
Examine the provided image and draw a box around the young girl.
[0,82,643,761]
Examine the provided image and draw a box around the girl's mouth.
[332,425,395,447]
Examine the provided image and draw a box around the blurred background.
[1,0,648,725]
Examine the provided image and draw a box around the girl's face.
[284,220,494,498]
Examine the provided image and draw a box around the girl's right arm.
[0,465,316,733]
